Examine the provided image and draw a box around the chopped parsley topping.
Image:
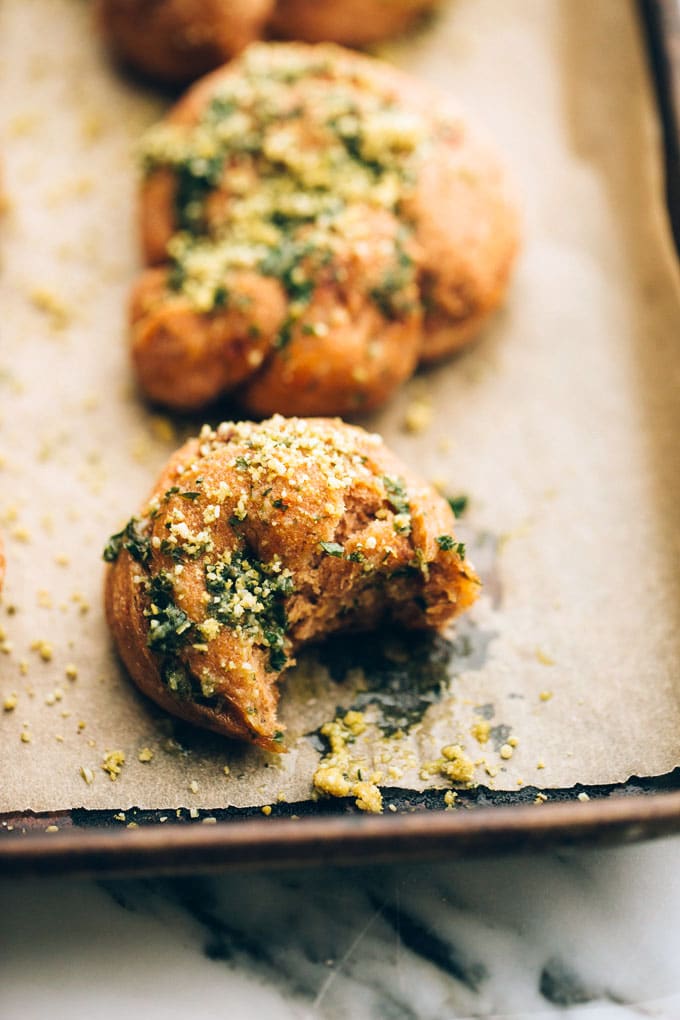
[319,541,344,557]
[139,45,425,324]
[205,549,294,672]
[382,476,411,516]
[447,494,469,517]
[436,535,466,557]
[103,518,151,565]
[369,241,416,320]
[145,573,194,655]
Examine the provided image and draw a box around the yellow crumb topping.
[102,750,125,781]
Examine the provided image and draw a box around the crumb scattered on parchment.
[30,639,53,662]
[420,744,476,786]
[402,393,433,435]
[471,720,491,744]
[535,647,556,666]
[312,710,384,814]
[28,287,72,331]
[102,749,125,781]
[444,790,458,809]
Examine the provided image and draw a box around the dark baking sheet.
[2,0,680,876]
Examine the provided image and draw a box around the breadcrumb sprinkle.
[101,750,125,781]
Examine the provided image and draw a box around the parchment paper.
[1,0,679,813]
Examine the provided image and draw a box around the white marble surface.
[2,834,680,1019]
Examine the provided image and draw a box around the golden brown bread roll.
[104,415,479,750]
[132,43,519,415]
[270,0,439,48]
[98,0,440,84]
[98,0,275,84]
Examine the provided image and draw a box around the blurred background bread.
[98,0,440,84]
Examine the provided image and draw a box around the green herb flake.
[145,573,195,656]
[103,518,151,565]
[382,476,411,516]
[205,550,294,672]
[447,495,469,517]
[436,535,466,557]
[319,541,344,557]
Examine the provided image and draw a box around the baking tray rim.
[2,785,680,877]
[2,0,680,878]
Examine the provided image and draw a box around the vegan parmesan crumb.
[102,749,125,780]
[470,720,490,745]
[30,639,53,662]
[353,781,383,814]
[539,690,553,702]
[29,287,71,330]
[421,744,476,786]
[188,779,199,794]
[314,764,352,799]
[80,766,95,785]
[444,790,458,808]
[535,648,555,666]
[577,792,590,802]
[45,825,59,833]
[137,746,154,763]
[403,395,433,435]
[65,664,78,681]
[20,730,32,744]
[499,743,514,760]
[311,710,383,813]
[261,805,272,816]
[3,694,17,711]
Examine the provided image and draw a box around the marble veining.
[2,836,680,1019]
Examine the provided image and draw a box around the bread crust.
[132,43,519,415]
[98,0,441,83]
[104,416,480,750]
[98,0,274,84]
[270,0,439,47]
